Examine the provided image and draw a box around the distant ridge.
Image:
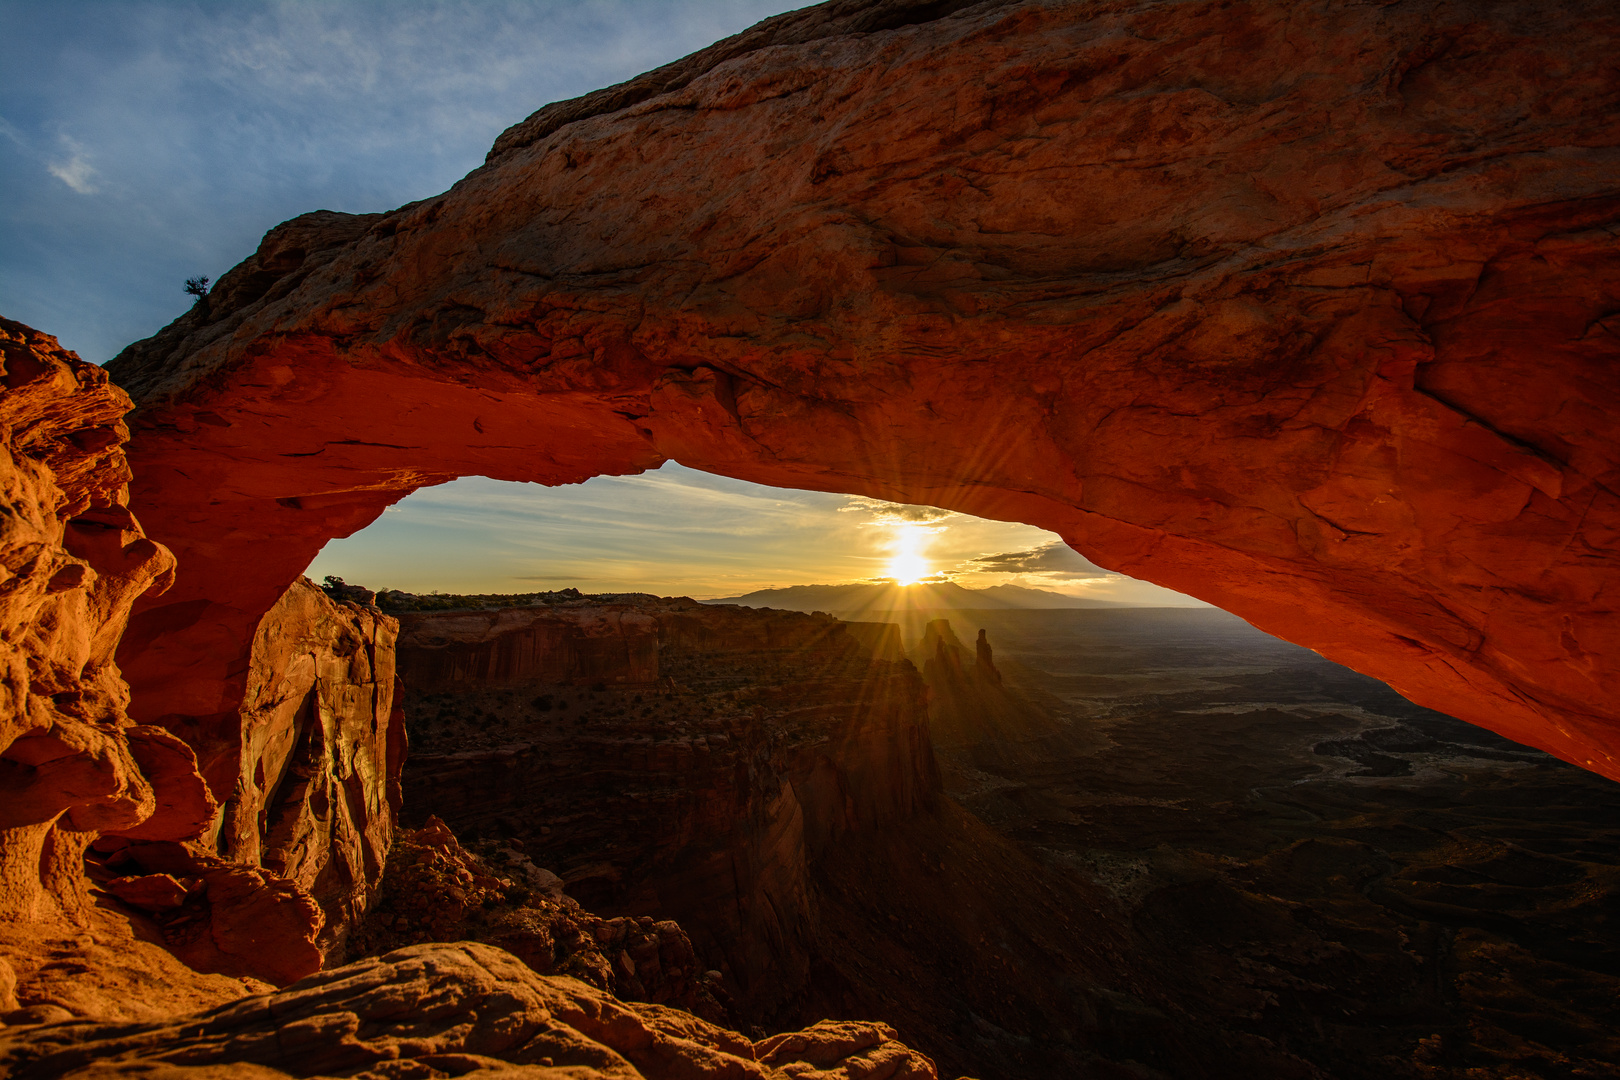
[702,580,1129,615]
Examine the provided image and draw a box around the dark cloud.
[839,496,956,525]
[966,541,1108,580]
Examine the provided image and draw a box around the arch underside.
[108,0,1620,785]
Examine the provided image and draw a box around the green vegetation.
[320,575,593,612]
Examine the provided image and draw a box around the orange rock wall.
[0,319,257,1020]
[106,0,1620,786]
[0,318,195,901]
[0,320,407,1002]
[231,577,403,961]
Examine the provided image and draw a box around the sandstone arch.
[109,0,1620,786]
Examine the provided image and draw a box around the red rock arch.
[110,0,1620,786]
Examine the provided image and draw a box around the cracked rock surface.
[0,941,941,1080]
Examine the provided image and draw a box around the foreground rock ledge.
[0,942,942,1080]
[108,0,1620,778]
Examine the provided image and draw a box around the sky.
[307,466,1206,604]
[1,0,1202,605]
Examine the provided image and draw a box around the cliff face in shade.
[915,619,1072,768]
[392,598,940,1022]
[397,604,660,690]
[104,0,1620,781]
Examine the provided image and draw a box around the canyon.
[102,0,1620,784]
[1,0,1617,1076]
[0,322,953,1078]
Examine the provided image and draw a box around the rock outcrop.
[917,620,1069,766]
[0,319,257,1020]
[0,318,189,888]
[228,576,403,964]
[85,577,403,988]
[0,321,404,1015]
[0,941,942,1080]
[392,596,940,1023]
[101,0,1620,780]
[348,817,731,1025]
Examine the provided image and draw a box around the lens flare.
[886,523,931,586]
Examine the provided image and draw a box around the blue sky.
[1,0,1202,604]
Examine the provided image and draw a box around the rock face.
[88,578,403,987]
[347,817,732,1025]
[0,319,256,1019]
[391,596,940,1022]
[228,576,403,963]
[917,620,1068,767]
[102,0,1620,781]
[0,321,405,1010]
[0,941,941,1080]
[0,318,190,888]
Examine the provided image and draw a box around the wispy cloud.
[839,496,958,526]
[46,135,98,194]
[0,0,794,362]
[964,540,1108,581]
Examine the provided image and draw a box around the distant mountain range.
[702,580,1130,614]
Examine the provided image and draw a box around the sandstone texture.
[0,319,257,1021]
[0,318,189,884]
[348,817,732,1025]
[82,577,404,988]
[229,576,403,963]
[103,0,1620,780]
[0,322,400,1016]
[392,596,940,1022]
[0,941,942,1080]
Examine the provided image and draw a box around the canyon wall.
[0,320,403,1001]
[80,579,402,987]
[915,619,1072,768]
[103,0,1620,781]
[227,577,403,962]
[391,597,940,1022]
[0,318,246,1019]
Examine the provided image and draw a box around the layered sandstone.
[0,322,404,1012]
[0,941,941,1080]
[81,578,403,988]
[228,576,403,963]
[103,0,1620,781]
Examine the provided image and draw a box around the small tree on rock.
[184,276,210,302]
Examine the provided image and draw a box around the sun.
[886,524,931,586]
